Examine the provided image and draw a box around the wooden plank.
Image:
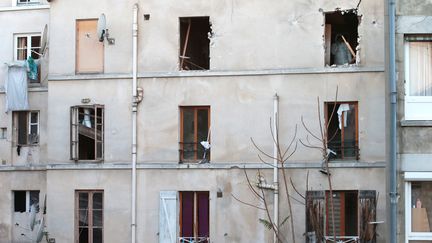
[325,24,332,65]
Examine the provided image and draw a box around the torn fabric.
[337,104,350,129]
[5,63,29,112]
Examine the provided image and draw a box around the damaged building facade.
[394,0,432,242]
[0,0,386,242]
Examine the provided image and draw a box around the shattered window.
[14,111,39,145]
[15,35,41,61]
[14,190,39,213]
[326,102,359,160]
[76,191,103,243]
[325,10,360,66]
[179,17,211,70]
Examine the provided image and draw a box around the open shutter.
[94,105,104,161]
[70,106,79,160]
[306,191,325,243]
[358,190,377,243]
[159,191,177,243]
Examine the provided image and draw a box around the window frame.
[14,33,41,61]
[404,38,432,120]
[14,0,40,6]
[14,111,40,146]
[75,190,104,243]
[325,101,359,160]
[179,191,210,242]
[179,106,210,163]
[404,172,432,242]
[70,105,104,162]
[13,190,40,213]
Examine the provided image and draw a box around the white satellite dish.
[35,216,45,243]
[40,24,48,55]
[29,204,37,231]
[97,13,115,44]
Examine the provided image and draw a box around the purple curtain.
[197,192,209,237]
[181,192,194,237]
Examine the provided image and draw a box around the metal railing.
[327,140,359,160]
[178,237,209,243]
[324,236,359,243]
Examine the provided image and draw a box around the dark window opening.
[71,105,104,161]
[325,10,360,66]
[76,190,103,243]
[179,106,210,162]
[179,191,209,243]
[14,190,39,213]
[179,17,211,70]
[14,111,39,145]
[326,102,359,160]
[325,191,358,237]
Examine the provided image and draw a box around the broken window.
[179,191,209,243]
[75,190,103,243]
[326,102,358,160]
[76,19,104,73]
[70,105,104,161]
[325,10,360,66]
[14,34,41,83]
[179,106,210,162]
[13,111,39,145]
[306,190,377,242]
[14,190,39,213]
[179,17,211,70]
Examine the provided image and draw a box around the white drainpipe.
[273,94,279,243]
[131,3,139,243]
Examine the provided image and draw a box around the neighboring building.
[395,1,432,242]
[0,0,386,242]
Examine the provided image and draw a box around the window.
[0,128,6,139]
[324,10,360,66]
[159,191,210,243]
[13,111,39,145]
[76,19,104,73]
[70,105,104,161]
[404,36,432,120]
[16,0,39,5]
[325,102,359,160]
[306,190,377,242]
[14,34,41,83]
[75,190,103,243]
[179,17,211,70]
[14,190,39,213]
[179,106,210,162]
[404,173,432,242]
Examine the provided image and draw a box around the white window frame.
[12,0,39,6]
[13,33,41,61]
[29,111,39,137]
[14,111,40,145]
[404,172,432,242]
[404,41,432,120]
[14,190,39,213]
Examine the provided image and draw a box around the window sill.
[0,4,49,12]
[401,120,432,127]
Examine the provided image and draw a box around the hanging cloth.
[337,104,350,129]
[27,56,38,81]
[4,63,29,112]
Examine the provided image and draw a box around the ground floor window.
[75,190,103,243]
[405,172,432,242]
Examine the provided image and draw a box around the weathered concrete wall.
[48,0,384,75]
[48,72,385,164]
[45,167,386,243]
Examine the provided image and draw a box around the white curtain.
[409,42,432,96]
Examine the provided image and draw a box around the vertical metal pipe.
[131,3,138,243]
[273,94,279,243]
[388,0,398,241]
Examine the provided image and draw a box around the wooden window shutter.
[358,190,377,243]
[94,105,104,161]
[70,106,79,160]
[159,191,177,243]
[306,191,325,243]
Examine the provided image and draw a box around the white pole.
[273,93,279,243]
[131,3,138,243]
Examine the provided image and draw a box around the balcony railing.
[327,140,359,160]
[324,236,359,243]
[178,237,209,243]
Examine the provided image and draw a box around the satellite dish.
[97,13,115,44]
[40,24,48,55]
[35,217,44,243]
[97,14,106,42]
[29,204,37,231]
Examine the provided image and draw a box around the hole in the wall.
[324,10,361,66]
[179,16,211,70]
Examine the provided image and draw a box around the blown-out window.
[75,190,103,243]
[13,111,39,145]
[179,17,211,70]
[70,105,104,161]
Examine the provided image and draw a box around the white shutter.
[70,106,79,160]
[159,191,177,243]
